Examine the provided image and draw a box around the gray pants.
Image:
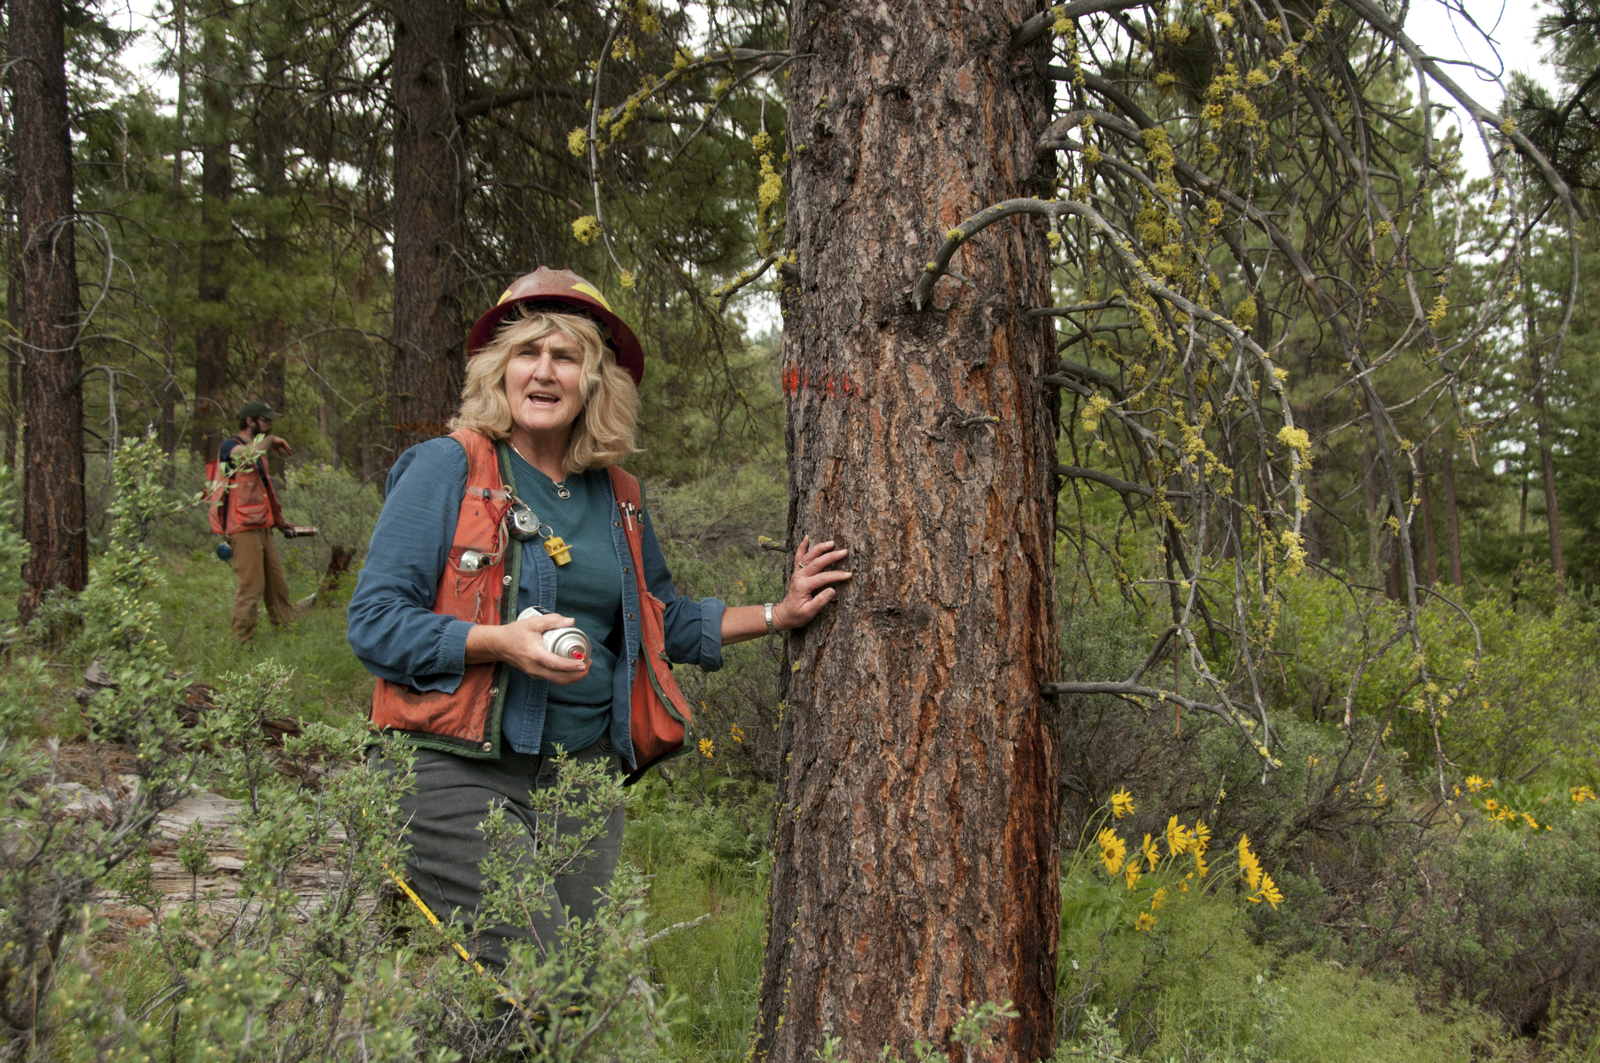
[374,739,625,967]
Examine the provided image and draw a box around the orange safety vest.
[369,429,516,756]
[208,440,286,535]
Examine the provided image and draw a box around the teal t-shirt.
[507,451,621,754]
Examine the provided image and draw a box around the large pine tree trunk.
[1419,451,1437,588]
[1442,428,1462,586]
[13,0,87,617]
[191,8,232,458]
[756,4,1060,1062]
[1528,352,1564,586]
[390,0,466,457]
[1521,274,1564,586]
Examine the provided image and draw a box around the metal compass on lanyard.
[505,497,572,565]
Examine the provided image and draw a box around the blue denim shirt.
[347,437,725,762]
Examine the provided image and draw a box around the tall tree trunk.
[390,0,466,457]
[1522,273,1564,586]
[1442,426,1462,586]
[1363,436,1385,591]
[756,5,1059,1063]
[5,163,18,470]
[259,49,290,479]
[1527,349,1564,587]
[13,0,87,617]
[190,7,232,459]
[1419,450,1437,588]
[161,0,188,482]
[1512,473,1529,610]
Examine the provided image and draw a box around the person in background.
[346,267,851,968]
[220,399,296,641]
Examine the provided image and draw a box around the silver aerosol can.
[516,606,592,662]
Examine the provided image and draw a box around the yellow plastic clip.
[544,535,573,566]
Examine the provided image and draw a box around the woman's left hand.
[773,536,852,631]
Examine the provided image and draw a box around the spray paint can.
[516,606,592,662]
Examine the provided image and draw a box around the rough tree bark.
[1419,451,1437,588]
[191,7,233,458]
[13,0,87,617]
[1442,428,1463,586]
[1527,346,1564,586]
[161,0,188,476]
[390,0,466,456]
[755,4,1060,1062]
[1521,273,1564,586]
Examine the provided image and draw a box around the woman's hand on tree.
[773,536,852,631]
[466,612,590,684]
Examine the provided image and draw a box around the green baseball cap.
[238,400,280,420]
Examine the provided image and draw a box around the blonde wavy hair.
[449,307,640,474]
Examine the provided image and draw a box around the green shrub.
[1059,880,1503,1062]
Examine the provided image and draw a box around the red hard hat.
[465,267,644,384]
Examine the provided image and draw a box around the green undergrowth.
[625,775,771,1063]
[151,548,372,727]
[1060,879,1506,1062]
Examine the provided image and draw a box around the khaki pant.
[229,527,293,641]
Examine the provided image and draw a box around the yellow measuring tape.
[386,865,492,977]
[385,864,554,1026]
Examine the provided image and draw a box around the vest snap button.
[503,575,512,586]
[482,742,492,752]
[628,612,636,620]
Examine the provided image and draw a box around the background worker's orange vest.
[368,429,514,755]
[206,441,286,535]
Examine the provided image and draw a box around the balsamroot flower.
[1238,834,1263,893]
[1097,828,1127,876]
[1136,912,1156,932]
[1110,788,1135,819]
[1141,833,1160,872]
[698,737,715,759]
[1165,815,1194,859]
[1237,834,1283,909]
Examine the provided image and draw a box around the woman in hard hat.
[347,267,850,967]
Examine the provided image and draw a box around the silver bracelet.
[764,602,776,635]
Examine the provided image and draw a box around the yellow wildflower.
[730,722,745,745]
[1141,833,1160,872]
[698,737,715,758]
[1571,786,1596,804]
[1466,775,1491,793]
[1191,821,1211,854]
[1124,863,1142,891]
[1097,828,1127,876]
[1238,834,1263,893]
[1253,872,1284,909]
[1136,912,1156,932]
[1110,788,1135,819]
[1166,815,1193,859]
[1150,887,1169,911]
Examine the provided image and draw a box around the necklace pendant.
[555,483,571,500]
[544,535,573,566]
